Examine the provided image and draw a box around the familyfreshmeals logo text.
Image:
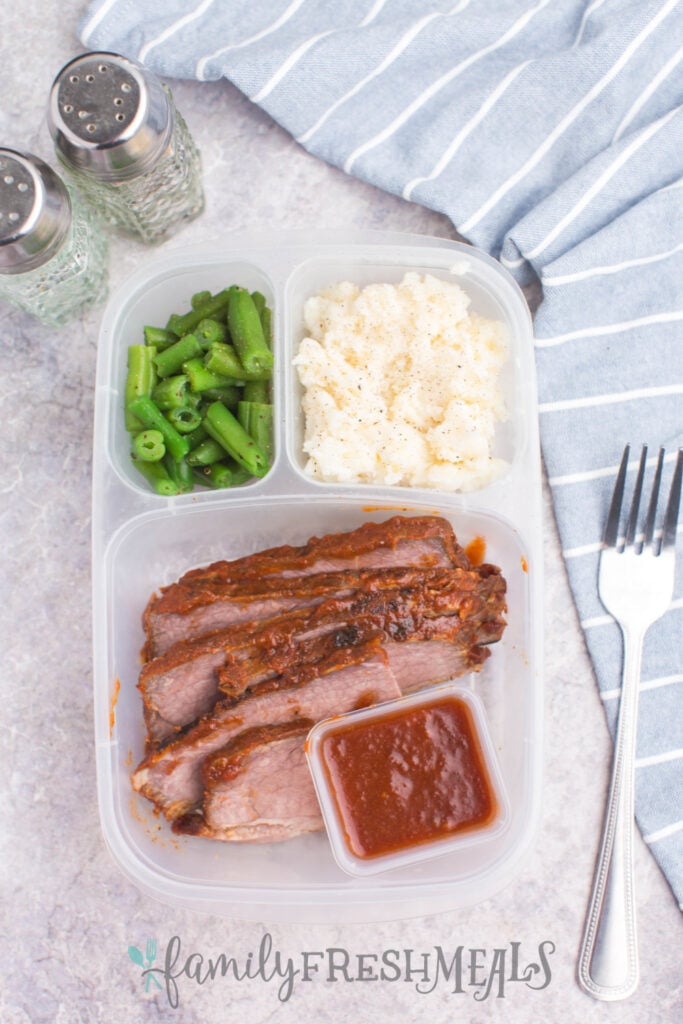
[128,933,555,1008]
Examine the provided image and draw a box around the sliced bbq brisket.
[140,566,506,743]
[145,563,475,659]
[131,516,510,842]
[132,642,400,823]
[174,720,322,842]
[177,515,468,585]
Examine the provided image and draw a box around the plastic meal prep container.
[91,229,543,923]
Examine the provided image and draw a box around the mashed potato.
[293,272,508,492]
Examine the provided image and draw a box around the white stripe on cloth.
[534,311,683,347]
[613,45,683,143]
[543,242,683,286]
[297,7,451,143]
[572,0,611,49]
[636,749,683,769]
[196,0,308,80]
[564,524,683,558]
[80,0,119,44]
[138,0,217,63]
[539,383,683,413]
[458,0,679,235]
[600,674,683,701]
[644,820,683,845]
[549,451,682,486]
[343,0,552,174]
[250,28,337,103]
[582,597,683,629]
[525,107,679,261]
[360,0,391,29]
[402,59,532,201]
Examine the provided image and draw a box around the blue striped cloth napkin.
[79,0,683,906]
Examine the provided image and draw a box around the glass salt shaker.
[0,148,108,328]
[48,52,204,245]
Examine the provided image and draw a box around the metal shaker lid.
[48,52,173,182]
[0,149,71,275]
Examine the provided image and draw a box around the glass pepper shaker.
[0,148,109,328]
[47,52,204,245]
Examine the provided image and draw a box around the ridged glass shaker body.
[0,150,108,328]
[48,53,204,245]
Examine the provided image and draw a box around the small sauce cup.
[306,682,510,876]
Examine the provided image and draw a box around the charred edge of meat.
[142,588,406,692]
[216,599,505,698]
[175,515,469,585]
[141,564,470,662]
[171,811,203,836]
[147,563,470,619]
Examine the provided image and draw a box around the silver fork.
[577,444,682,1001]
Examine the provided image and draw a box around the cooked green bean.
[205,342,270,382]
[154,334,202,378]
[191,290,212,310]
[166,405,202,434]
[186,438,226,466]
[132,429,165,462]
[183,357,234,393]
[166,289,231,337]
[203,401,269,477]
[227,287,273,376]
[228,467,253,486]
[152,374,189,410]
[127,283,275,494]
[192,461,236,488]
[200,385,241,406]
[242,380,269,403]
[125,345,157,432]
[260,304,272,347]
[144,326,177,351]
[164,453,194,493]
[185,423,209,449]
[132,458,179,496]
[127,395,190,461]
[195,318,228,348]
[237,401,273,463]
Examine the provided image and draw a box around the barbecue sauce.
[320,696,497,859]
[465,535,486,565]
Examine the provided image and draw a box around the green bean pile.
[124,286,273,495]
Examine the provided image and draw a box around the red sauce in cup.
[320,695,498,859]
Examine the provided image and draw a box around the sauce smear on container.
[320,695,498,859]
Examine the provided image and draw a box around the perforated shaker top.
[48,52,172,181]
[0,150,71,273]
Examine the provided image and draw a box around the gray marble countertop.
[1,6,680,1023]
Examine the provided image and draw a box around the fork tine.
[625,445,648,547]
[662,448,683,550]
[604,444,630,547]
[644,447,664,547]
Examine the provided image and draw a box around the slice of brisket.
[218,564,506,696]
[145,563,474,659]
[175,515,469,586]
[140,567,506,744]
[174,720,322,843]
[132,642,400,823]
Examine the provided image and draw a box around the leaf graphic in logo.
[128,945,145,967]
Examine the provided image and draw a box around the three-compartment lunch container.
[92,230,543,922]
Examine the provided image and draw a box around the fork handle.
[577,627,642,1001]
